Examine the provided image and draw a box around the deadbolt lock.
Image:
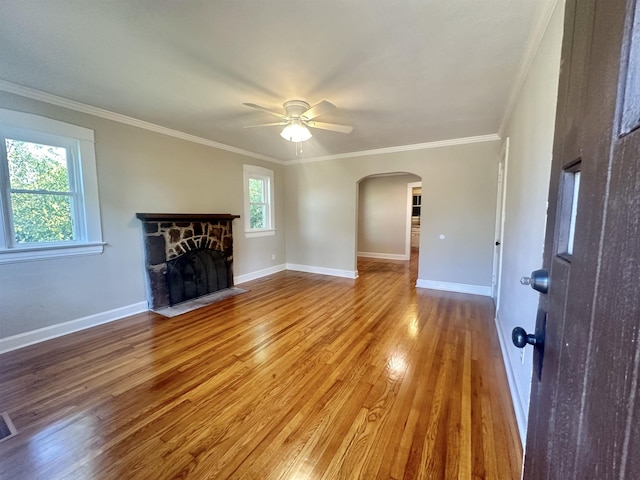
[520,268,549,294]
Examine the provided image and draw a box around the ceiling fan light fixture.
[280,120,312,143]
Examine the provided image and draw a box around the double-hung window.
[0,109,103,263]
[243,164,275,237]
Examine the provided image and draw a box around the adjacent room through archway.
[356,173,422,281]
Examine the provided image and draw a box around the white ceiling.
[0,1,552,162]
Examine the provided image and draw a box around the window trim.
[0,109,104,263]
[243,164,275,238]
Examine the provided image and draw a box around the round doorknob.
[512,326,538,348]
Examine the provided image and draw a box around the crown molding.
[0,79,284,165]
[285,134,501,165]
[498,0,562,138]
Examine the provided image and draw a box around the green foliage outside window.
[5,139,74,244]
[249,177,266,229]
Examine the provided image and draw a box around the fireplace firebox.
[136,213,240,310]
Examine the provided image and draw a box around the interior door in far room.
[492,138,509,305]
[521,0,640,478]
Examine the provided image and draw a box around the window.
[243,164,275,237]
[621,0,640,135]
[0,109,103,263]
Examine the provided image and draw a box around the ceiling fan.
[243,100,353,143]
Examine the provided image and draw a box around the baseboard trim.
[415,279,492,297]
[357,251,409,261]
[286,263,358,279]
[234,264,286,284]
[495,310,528,447]
[0,301,148,355]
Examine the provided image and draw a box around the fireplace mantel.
[136,213,240,222]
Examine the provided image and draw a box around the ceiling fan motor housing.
[284,100,311,119]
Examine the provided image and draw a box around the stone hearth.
[136,213,240,310]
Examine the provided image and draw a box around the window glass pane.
[6,139,70,192]
[10,193,73,243]
[243,165,274,234]
[567,171,581,255]
[249,177,264,203]
[249,203,265,229]
[621,1,640,135]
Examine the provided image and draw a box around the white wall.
[495,1,564,445]
[285,141,499,290]
[357,174,420,258]
[0,92,285,344]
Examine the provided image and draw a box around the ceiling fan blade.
[243,103,288,120]
[243,122,288,128]
[306,121,353,134]
[301,100,336,120]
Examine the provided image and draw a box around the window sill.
[0,242,105,264]
[244,230,276,238]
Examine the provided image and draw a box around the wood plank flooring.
[0,256,522,479]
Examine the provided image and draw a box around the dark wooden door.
[523,0,640,478]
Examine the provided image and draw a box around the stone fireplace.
[136,213,240,310]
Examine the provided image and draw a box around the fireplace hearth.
[136,213,240,310]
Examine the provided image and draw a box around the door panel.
[523,0,592,476]
[492,140,508,305]
[524,0,640,478]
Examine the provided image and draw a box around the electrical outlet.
[271,253,276,261]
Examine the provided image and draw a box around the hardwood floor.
[0,256,522,479]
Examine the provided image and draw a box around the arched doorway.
[356,172,422,276]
